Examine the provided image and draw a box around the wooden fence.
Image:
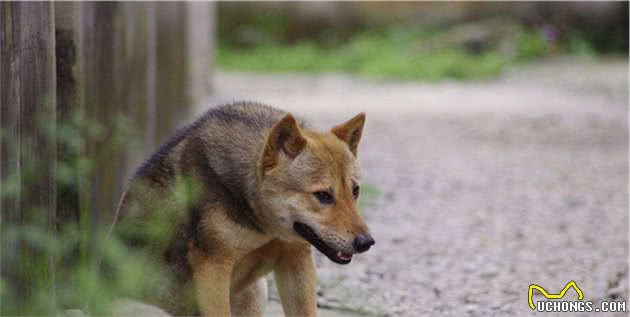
[1,2,214,313]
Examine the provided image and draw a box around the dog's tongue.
[337,251,353,261]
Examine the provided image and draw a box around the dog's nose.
[353,234,375,253]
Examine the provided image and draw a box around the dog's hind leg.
[231,278,268,317]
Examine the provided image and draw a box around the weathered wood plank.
[155,2,187,142]
[54,2,83,225]
[184,2,214,105]
[0,2,57,314]
[76,2,127,260]
[120,2,158,176]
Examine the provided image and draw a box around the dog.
[111,101,374,316]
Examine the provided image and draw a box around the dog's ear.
[262,113,306,172]
[332,112,365,156]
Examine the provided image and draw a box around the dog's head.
[257,112,374,264]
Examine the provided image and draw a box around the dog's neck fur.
[184,103,309,234]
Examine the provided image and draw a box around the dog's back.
[133,102,291,189]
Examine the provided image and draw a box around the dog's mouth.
[293,222,353,265]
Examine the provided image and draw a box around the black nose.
[353,234,375,253]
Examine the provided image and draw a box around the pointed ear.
[262,113,307,172]
[331,112,365,156]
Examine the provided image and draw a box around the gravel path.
[207,57,628,316]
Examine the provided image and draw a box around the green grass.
[218,41,507,81]
[216,26,553,81]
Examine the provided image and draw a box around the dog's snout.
[353,234,375,253]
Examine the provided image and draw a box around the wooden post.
[74,2,124,262]
[155,2,187,142]
[54,1,83,229]
[184,2,214,106]
[0,2,57,314]
[119,2,159,176]
[155,2,214,139]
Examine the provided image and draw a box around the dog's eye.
[313,191,334,204]
[352,185,360,199]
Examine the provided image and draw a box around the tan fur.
[112,102,372,316]
[231,279,267,316]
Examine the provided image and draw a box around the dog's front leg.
[274,244,318,317]
[193,258,233,317]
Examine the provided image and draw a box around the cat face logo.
[528,281,584,310]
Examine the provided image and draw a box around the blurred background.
[1,2,628,316]
[216,2,627,80]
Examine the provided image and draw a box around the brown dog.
[112,102,374,316]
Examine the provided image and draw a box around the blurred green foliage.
[0,110,170,315]
[218,40,507,81]
[217,26,546,81]
[516,31,548,61]
[566,33,598,57]
[217,18,609,81]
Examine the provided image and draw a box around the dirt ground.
[207,57,628,316]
